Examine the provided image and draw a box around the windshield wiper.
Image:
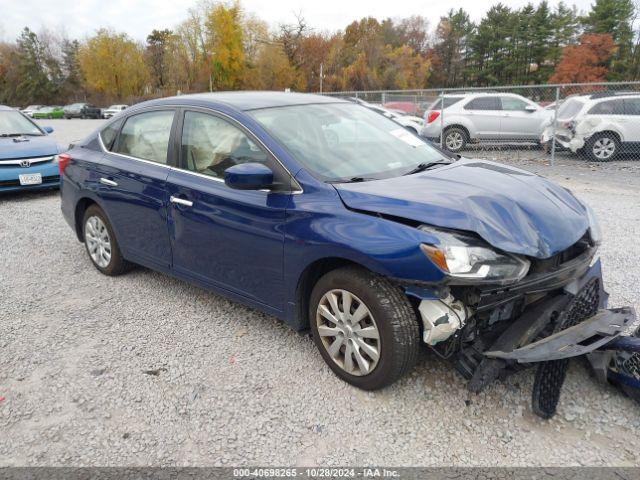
[402,161,451,176]
[330,176,378,183]
[0,133,41,137]
[343,176,378,183]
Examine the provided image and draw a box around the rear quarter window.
[429,97,463,110]
[557,99,584,119]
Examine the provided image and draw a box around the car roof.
[0,105,15,111]
[141,91,348,112]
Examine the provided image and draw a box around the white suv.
[421,93,552,152]
[542,92,640,161]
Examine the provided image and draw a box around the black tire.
[585,132,619,162]
[442,127,468,153]
[82,205,132,276]
[309,266,420,390]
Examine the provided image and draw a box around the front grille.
[531,277,600,418]
[558,277,600,330]
[624,353,640,379]
[529,235,591,274]
[0,156,54,167]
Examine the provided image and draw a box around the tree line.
[0,0,638,106]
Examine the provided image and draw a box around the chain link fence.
[322,82,640,164]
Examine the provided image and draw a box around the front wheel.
[585,133,619,161]
[83,205,132,276]
[309,267,420,390]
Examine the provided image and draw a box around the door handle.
[99,177,118,187]
[170,195,193,207]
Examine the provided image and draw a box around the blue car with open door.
[0,105,63,192]
[59,92,639,418]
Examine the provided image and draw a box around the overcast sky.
[1,0,595,42]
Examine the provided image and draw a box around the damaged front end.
[406,233,640,419]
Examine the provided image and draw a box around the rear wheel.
[309,266,420,390]
[585,132,619,161]
[83,205,131,276]
[443,127,468,153]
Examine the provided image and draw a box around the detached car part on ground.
[59,92,639,419]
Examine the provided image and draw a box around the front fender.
[283,174,446,307]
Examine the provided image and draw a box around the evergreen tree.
[14,28,56,104]
[583,0,635,77]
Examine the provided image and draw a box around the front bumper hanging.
[485,307,638,363]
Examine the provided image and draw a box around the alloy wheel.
[445,131,464,150]
[316,289,381,376]
[85,215,112,268]
[592,137,616,160]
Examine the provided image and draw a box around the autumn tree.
[205,1,245,90]
[78,29,149,100]
[548,33,616,83]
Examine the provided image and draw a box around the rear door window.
[624,98,640,115]
[464,96,501,111]
[114,110,175,164]
[588,99,624,115]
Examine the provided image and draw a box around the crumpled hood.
[333,159,590,259]
[0,136,61,160]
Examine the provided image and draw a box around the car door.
[623,97,640,143]
[165,108,292,311]
[499,96,542,140]
[96,108,176,268]
[462,96,503,139]
[587,98,626,139]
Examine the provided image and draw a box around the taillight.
[58,153,71,174]
[562,120,576,133]
[426,111,440,124]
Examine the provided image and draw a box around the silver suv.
[421,93,553,152]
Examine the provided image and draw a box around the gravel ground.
[1,119,639,466]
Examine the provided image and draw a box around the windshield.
[0,111,44,136]
[249,103,449,182]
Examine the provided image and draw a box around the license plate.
[18,173,42,185]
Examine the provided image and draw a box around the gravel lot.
[1,119,639,466]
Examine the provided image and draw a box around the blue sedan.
[60,92,637,417]
[0,105,63,192]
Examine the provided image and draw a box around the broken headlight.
[419,226,530,285]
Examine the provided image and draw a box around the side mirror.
[224,163,274,190]
[525,105,538,113]
[42,126,54,134]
